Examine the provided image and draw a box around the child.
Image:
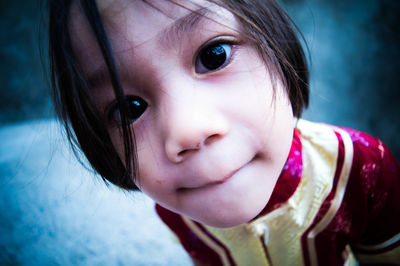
[48,0,400,265]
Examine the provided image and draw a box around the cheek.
[225,53,279,121]
[238,69,293,162]
[107,119,161,183]
[131,125,177,192]
[135,148,179,207]
[108,126,170,196]
[230,70,286,135]
[263,87,294,163]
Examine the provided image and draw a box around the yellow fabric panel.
[204,223,269,265]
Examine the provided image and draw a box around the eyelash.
[106,96,148,126]
[194,38,237,74]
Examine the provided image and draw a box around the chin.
[198,212,258,228]
[207,218,254,228]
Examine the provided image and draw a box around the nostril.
[204,134,221,145]
[176,142,201,159]
[177,149,189,158]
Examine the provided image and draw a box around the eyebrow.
[85,7,212,89]
[158,6,211,49]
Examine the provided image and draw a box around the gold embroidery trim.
[307,127,354,266]
[182,217,232,266]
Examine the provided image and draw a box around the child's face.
[71,0,294,227]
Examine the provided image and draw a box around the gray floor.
[0,120,191,265]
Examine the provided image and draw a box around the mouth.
[198,167,240,189]
[177,171,236,192]
[178,156,255,192]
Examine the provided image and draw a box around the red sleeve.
[344,129,400,261]
[301,128,400,266]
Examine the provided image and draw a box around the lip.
[200,167,239,188]
[178,162,247,192]
[217,167,240,184]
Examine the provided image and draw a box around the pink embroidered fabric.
[257,128,303,216]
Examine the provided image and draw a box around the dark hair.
[48,0,309,190]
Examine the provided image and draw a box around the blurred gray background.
[1,0,399,265]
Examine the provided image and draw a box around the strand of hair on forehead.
[79,0,139,187]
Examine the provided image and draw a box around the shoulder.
[341,127,400,263]
[296,119,399,211]
[335,125,399,204]
[298,119,400,263]
[296,119,398,179]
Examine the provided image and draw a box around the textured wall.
[0,0,51,124]
[281,0,400,160]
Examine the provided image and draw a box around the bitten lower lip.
[217,168,240,184]
[180,165,242,192]
[178,155,256,192]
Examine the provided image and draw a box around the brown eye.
[108,96,148,125]
[195,43,232,73]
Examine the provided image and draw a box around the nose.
[162,94,229,164]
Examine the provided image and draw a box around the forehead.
[97,0,207,18]
[69,0,238,80]
[69,0,233,46]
